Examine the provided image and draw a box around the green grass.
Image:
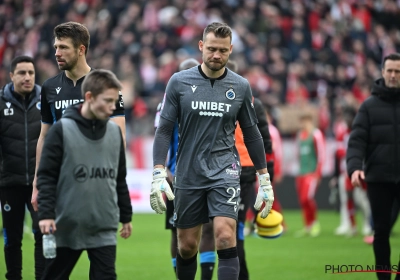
[1,210,400,279]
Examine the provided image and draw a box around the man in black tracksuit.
[347,53,400,280]
[0,56,45,279]
[37,69,132,280]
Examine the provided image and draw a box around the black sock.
[176,253,197,280]
[200,262,215,280]
[217,247,239,280]
[236,240,249,280]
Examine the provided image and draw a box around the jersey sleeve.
[111,91,125,117]
[40,83,54,124]
[237,83,257,129]
[160,74,179,122]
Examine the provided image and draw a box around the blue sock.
[238,221,245,241]
[172,257,177,273]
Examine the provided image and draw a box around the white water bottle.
[42,233,57,259]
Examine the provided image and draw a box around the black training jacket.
[347,78,400,184]
[0,83,41,187]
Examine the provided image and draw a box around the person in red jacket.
[295,112,325,237]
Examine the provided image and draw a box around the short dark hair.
[82,69,122,98]
[203,22,232,42]
[54,22,90,55]
[179,58,200,71]
[382,53,400,69]
[10,56,35,73]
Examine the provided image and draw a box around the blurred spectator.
[0,0,399,142]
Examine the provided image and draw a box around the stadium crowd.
[0,0,399,139]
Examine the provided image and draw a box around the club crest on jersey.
[4,102,13,116]
[36,102,41,110]
[3,203,11,212]
[225,88,235,100]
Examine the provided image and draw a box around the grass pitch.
[1,210,399,279]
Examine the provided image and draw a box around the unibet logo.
[191,101,231,117]
[191,101,231,112]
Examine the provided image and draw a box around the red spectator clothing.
[296,174,319,226]
[318,103,331,134]
[268,123,283,180]
[285,84,309,104]
[311,30,325,50]
[335,122,349,172]
[352,84,369,104]
[295,127,324,228]
[308,11,321,31]
[335,125,353,190]
[352,5,372,32]
[335,124,367,191]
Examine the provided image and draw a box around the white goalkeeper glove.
[150,168,175,214]
[254,173,274,219]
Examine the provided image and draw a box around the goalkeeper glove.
[254,173,274,219]
[150,168,175,214]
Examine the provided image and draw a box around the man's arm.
[116,130,132,224]
[241,124,267,171]
[32,123,52,211]
[115,131,133,238]
[111,116,126,148]
[253,98,275,180]
[347,103,369,186]
[37,123,63,223]
[241,124,274,218]
[151,117,176,214]
[153,117,175,168]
